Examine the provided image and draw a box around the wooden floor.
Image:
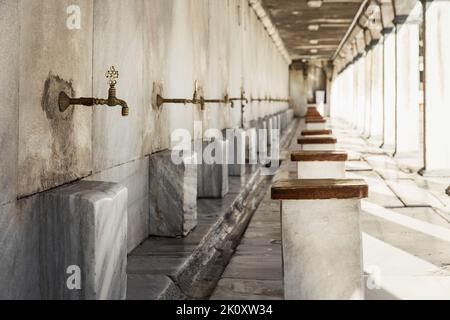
[211,118,450,300]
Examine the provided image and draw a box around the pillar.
[356,58,366,133]
[394,15,421,156]
[364,49,373,138]
[370,42,384,144]
[421,0,450,176]
[382,29,396,151]
[341,65,355,125]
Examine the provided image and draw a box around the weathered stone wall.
[0,0,290,299]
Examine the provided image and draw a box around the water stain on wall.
[22,73,82,195]
[146,81,164,153]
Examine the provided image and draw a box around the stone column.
[370,42,384,144]
[356,58,366,133]
[421,0,450,176]
[338,64,354,125]
[324,63,333,117]
[364,49,373,138]
[382,29,396,151]
[352,60,360,129]
[394,15,421,156]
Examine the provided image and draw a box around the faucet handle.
[105,66,119,86]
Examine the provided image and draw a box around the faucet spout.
[116,99,129,116]
[106,85,129,116]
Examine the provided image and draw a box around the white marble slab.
[149,150,197,237]
[39,180,127,300]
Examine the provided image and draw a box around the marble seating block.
[306,118,326,131]
[298,136,337,151]
[269,116,281,148]
[301,129,332,136]
[271,179,368,300]
[260,120,269,155]
[306,107,323,119]
[245,127,258,166]
[197,139,229,198]
[287,109,294,123]
[281,111,288,131]
[149,150,197,237]
[226,129,246,176]
[39,180,127,300]
[267,117,274,146]
[276,115,281,131]
[291,151,347,179]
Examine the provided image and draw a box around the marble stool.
[305,117,327,131]
[301,129,332,136]
[297,136,337,151]
[291,151,348,179]
[271,179,368,300]
[40,181,127,299]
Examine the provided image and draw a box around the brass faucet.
[59,66,129,116]
[229,87,248,108]
[250,96,290,103]
[156,80,230,111]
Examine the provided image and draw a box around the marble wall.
[0,0,291,299]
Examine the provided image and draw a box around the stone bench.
[301,129,332,136]
[305,117,327,130]
[297,136,337,151]
[291,151,348,179]
[271,179,368,300]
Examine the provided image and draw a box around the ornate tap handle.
[105,66,119,86]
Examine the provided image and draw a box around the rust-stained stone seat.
[298,136,337,151]
[306,106,322,117]
[305,117,326,123]
[271,179,368,200]
[301,129,332,136]
[291,151,347,162]
[271,178,368,300]
[290,151,348,179]
[298,136,337,144]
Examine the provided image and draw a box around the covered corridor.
[212,118,450,300]
[2,0,450,301]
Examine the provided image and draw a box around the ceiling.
[260,0,364,62]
